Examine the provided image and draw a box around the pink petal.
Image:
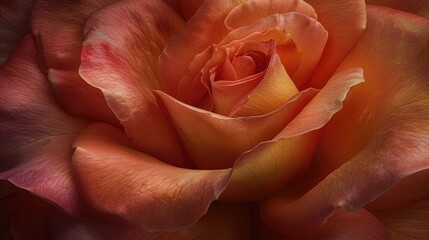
[259,8,429,234]
[367,0,429,19]
[372,199,429,239]
[71,123,232,231]
[51,202,250,240]
[311,209,388,239]
[224,0,316,29]
[31,0,117,123]
[305,0,367,88]
[0,0,32,65]
[79,0,190,167]
[155,88,318,170]
[221,68,364,201]
[0,36,86,214]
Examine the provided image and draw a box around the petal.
[372,199,429,239]
[178,0,205,20]
[31,0,117,123]
[0,0,32,65]
[159,0,242,97]
[0,36,86,214]
[79,0,190,167]
[311,209,388,240]
[305,0,367,88]
[71,123,232,231]
[224,0,316,30]
[367,0,429,19]
[155,88,318,170]
[259,6,429,233]
[221,68,364,201]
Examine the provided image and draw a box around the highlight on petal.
[71,122,232,231]
[311,209,388,239]
[50,202,250,240]
[220,68,364,201]
[305,0,367,88]
[31,0,117,123]
[367,0,429,19]
[0,36,86,214]
[372,199,429,239]
[79,0,190,167]
[259,7,429,234]
[0,0,32,65]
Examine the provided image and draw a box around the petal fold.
[71,123,232,231]
[79,0,189,167]
[0,36,86,214]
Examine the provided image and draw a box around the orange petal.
[221,68,364,201]
[79,0,190,167]
[305,0,367,88]
[367,0,429,19]
[71,123,232,231]
[154,88,318,170]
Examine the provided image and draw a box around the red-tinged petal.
[51,202,250,240]
[0,0,32,65]
[221,68,364,201]
[0,190,51,240]
[0,36,86,215]
[159,0,243,97]
[32,0,117,123]
[79,0,189,167]
[231,42,299,117]
[178,0,205,20]
[155,89,318,170]
[224,0,316,30]
[304,0,367,88]
[372,199,429,240]
[367,0,429,19]
[310,209,388,240]
[265,9,429,234]
[71,123,232,231]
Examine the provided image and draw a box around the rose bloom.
[1,0,429,239]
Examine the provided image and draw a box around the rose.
[1,0,429,239]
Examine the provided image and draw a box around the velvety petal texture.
[0,36,86,214]
[0,0,32,65]
[79,0,190,167]
[72,123,232,231]
[32,0,118,123]
[260,6,429,236]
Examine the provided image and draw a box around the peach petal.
[0,0,32,65]
[79,0,190,167]
[305,0,367,88]
[155,88,318,170]
[221,68,364,201]
[71,123,232,231]
[224,0,316,30]
[0,36,86,215]
[31,0,117,122]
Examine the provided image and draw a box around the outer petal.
[372,199,429,239]
[367,0,429,19]
[0,36,86,214]
[221,68,364,201]
[71,123,232,231]
[50,202,250,240]
[304,0,367,88]
[79,0,189,167]
[32,0,118,123]
[260,7,429,235]
[0,0,32,65]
